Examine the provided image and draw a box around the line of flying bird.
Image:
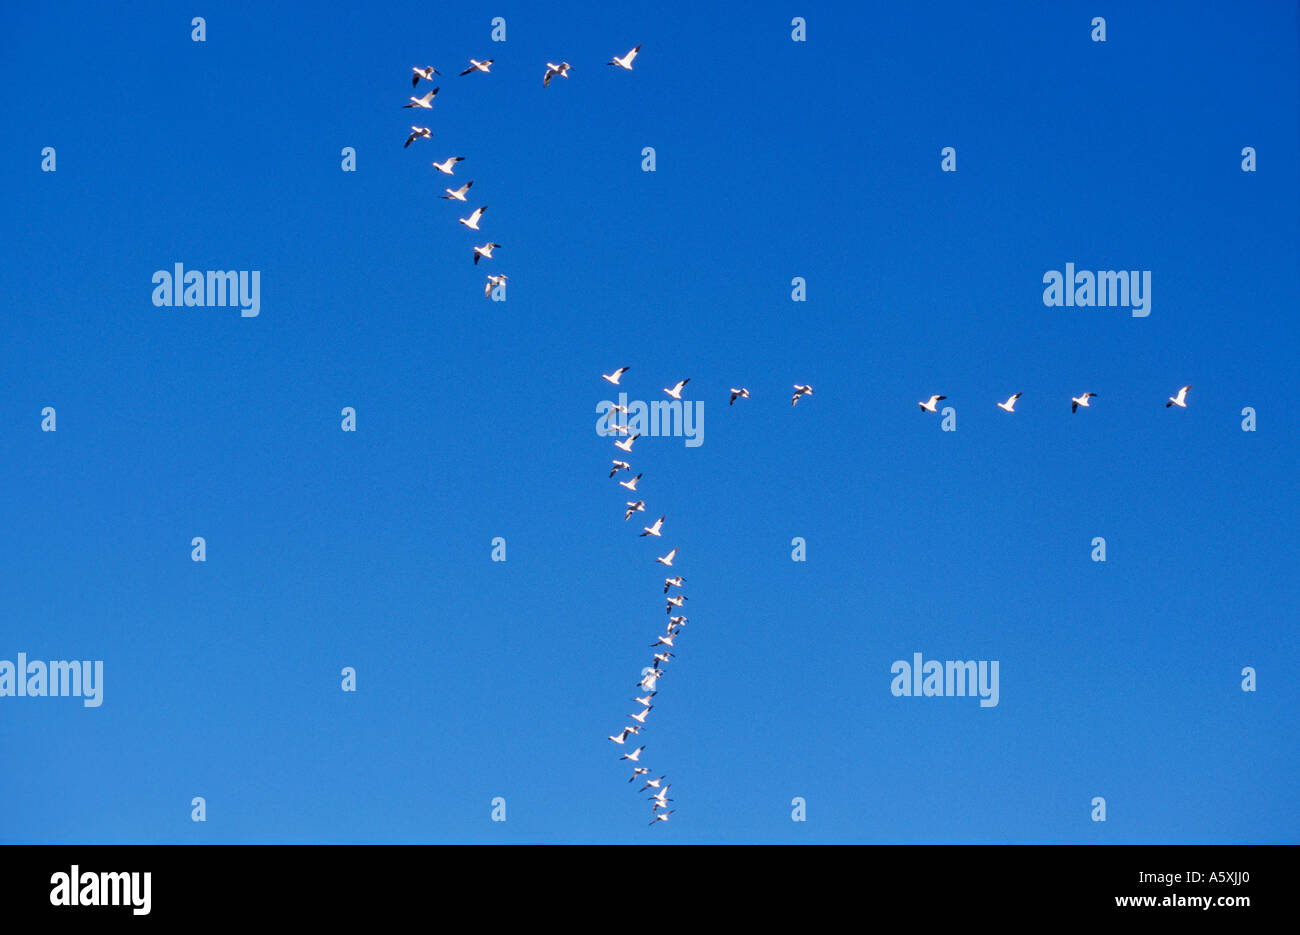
[401,46,644,299]
[600,382,1191,416]
[598,366,816,827]
[918,386,1191,413]
[601,365,691,827]
[603,368,817,411]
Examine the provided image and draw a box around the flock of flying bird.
[601,366,687,826]
[598,367,818,826]
[400,45,644,299]
[596,376,1193,826]
[399,44,1197,830]
[917,385,1192,413]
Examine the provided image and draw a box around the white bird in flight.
[459,206,487,231]
[412,66,439,86]
[663,379,690,400]
[997,393,1022,413]
[640,515,665,537]
[441,180,473,202]
[609,727,637,744]
[404,127,432,148]
[431,156,464,175]
[619,745,646,762]
[729,388,750,405]
[483,274,507,297]
[472,243,501,265]
[650,634,676,648]
[638,776,667,791]
[602,367,630,385]
[1166,385,1191,409]
[649,810,676,825]
[543,62,571,86]
[667,616,687,630]
[663,576,684,593]
[792,384,814,406]
[628,767,650,782]
[919,394,946,413]
[459,58,493,76]
[404,88,438,109]
[618,473,643,492]
[652,651,674,668]
[1071,392,1097,413]
[629,707,652,724]
[656,548,678,567]
[608,45,642,70]
[610,460,631,478]
[625,500,646,521]
[634,692,656,707]
[614,433,640,453]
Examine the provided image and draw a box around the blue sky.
[1,0,1297,843]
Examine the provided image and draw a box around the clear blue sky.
[1,0,1297,843]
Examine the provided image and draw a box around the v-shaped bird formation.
[400,43,645,300]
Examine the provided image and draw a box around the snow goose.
[608,46,641,70]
